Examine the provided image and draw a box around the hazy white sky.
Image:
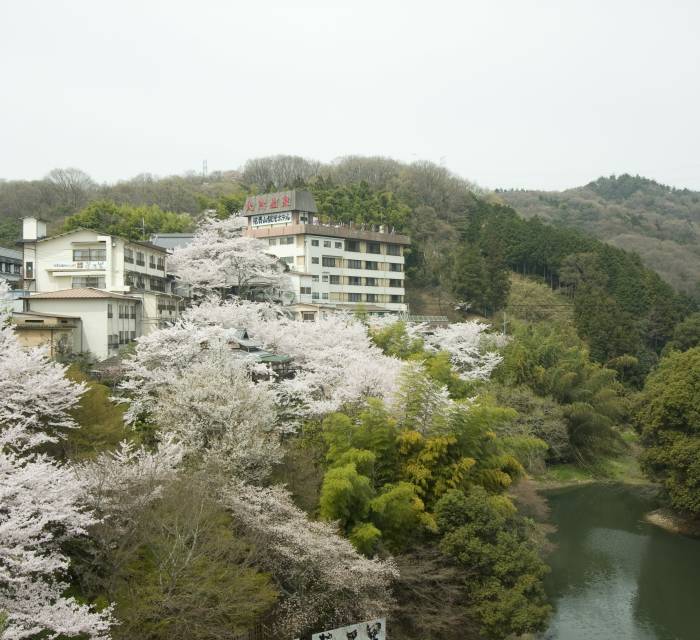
[1,0,699,190]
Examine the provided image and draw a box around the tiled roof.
[26,288,141,301]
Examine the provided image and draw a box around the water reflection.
[543,484,700,640]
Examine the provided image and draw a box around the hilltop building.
[17,217,185,359]
[243,189,410,320]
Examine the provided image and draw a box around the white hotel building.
[244,190,410,320]
[18,217,184,359]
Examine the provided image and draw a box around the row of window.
[72,276,106,289]
[307,275,404,287]
[124,248,165,270]
[268,237,295,246]
[108,331,137,348]
[73,248,106,262]
[157,296,178,314]
[0,262,20,274]
[309,292,404,304]
[107,303,137,319]
[268,237,403,256]
[310,256,403,271]
[125,270,168,292]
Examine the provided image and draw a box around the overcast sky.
[1,0,699,190]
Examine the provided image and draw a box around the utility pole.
[202,159,208,178]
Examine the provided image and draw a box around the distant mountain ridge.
[497,174,700,299]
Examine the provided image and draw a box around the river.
[543,483,700,640]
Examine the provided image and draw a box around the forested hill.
[1,158,695,376]
[498,175,700,300]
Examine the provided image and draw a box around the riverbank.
[644,509,700,537]
[533,450,650,490]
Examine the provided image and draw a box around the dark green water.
[543,484,700,640]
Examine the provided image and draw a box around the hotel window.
[348,292,362,302]
[130,331,136,340]
[312,292,319,300]
[124,248,134,263]
[72,276,105,288]
[390,263,403,272]
[25,262,33,278]
[322,256,337,268]
[107,304,113,318]
[281,256,294,264]
[390,279,402,287]
[136,252,145,266]
[366,293,378,303]
[312,257,319,264]
[387,244,401,256]
[349,276,361,286]
[130,306,136,319]
[347,259,361,269]
[329,275,340,284]
[322,275,329,282]
[334,241,343,249]
[149,277,166,292]
[367,242,381,254]
[322,292,329,300]
[149,255,156,268]
[73,248,106,261]
[302,311,316,322]
[312,275,319,282]
[280,236,294,245]
[323,240,331,248]
[311,239,319,246]
[391,295,404,303]
[157,256,165,271]
[269,238,277,245]
[365,261,378,270]
[346,240,360,252]
[365,277,377,287]
[300,286,312,294]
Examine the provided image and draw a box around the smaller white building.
[25,288,141,360]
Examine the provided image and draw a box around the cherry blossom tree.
[225,483,397,636]
[0,281,113,639]
[76,435,184,518]
[253,314,405,417]
[0,452,113,640]
[0,281,85,453]
[119,323,289,481]
[409,321,504,381]
[168,215,286,297]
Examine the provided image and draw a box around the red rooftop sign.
[243,191,293,215]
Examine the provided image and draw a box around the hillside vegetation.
[498,174,700,300]
[2,158,694,378]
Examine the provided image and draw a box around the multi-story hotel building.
[18,217,184,358]
[244,190,410,320]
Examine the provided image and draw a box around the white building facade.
[243,190,410,320]
[19,217,184,358]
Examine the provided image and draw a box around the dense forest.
[2,156,700,639]
[499,175,700,300]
